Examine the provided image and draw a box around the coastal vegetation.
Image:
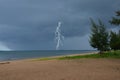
[33,50,120,61]
[89,19,109,53]
[89,10,120,54]
[109,10,120,26]
[58,50,120,60]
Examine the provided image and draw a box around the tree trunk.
[99,51,104,54]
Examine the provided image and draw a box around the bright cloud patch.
[0,42,11,51]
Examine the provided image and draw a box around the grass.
[32,50,120,61]
[32,57,56,61]
[58,50,120,60]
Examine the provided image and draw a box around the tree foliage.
[89,19,109,53]
[109,10,120,50]
[110,30,120,50]
[109,10,120,26]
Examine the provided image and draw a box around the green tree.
[109,10,120,26]
[109,10,120,50]
[110,30,120,50]
[89,19,109,54]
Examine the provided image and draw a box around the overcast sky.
[0,0,120,50]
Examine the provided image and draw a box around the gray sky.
[0,0,120,50]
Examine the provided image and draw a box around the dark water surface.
[0,50,96,61]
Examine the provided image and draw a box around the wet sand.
[0,58,120,80]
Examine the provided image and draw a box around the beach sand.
[0,58,120,80]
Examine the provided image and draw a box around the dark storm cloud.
[0,0,120,50]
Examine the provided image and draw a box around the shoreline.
[0,51,98,63]
[0,54,119,80]
[41,51,98,58]
[0,51,120,80]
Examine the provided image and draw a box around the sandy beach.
[0,58,120,80]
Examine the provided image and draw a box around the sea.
[0,50,96,61]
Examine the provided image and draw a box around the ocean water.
[0,50,96,61]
